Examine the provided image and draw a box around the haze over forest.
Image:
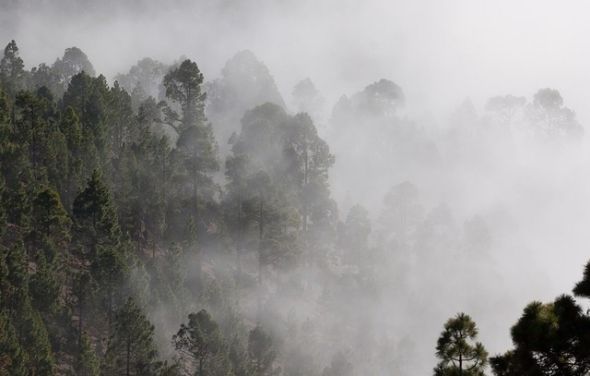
[2,1,590,375]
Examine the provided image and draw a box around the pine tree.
[491,264,590,376]
[62,72,110,165]
[162,59,219,245]
[103,298,161,376]
[59,106,84,208]
[0,311,27,376]
[163,60,206,131]
[28,187,71,261]
[573,260,590,298]
[173,309,223,376]
[248,325,278,376]
[17,299,56,374]
[284,112,335,236]
[72,170,120,259]
[0,177,6,238]
[71,271,95,357]
[91,245,128,331]
[2,243,56,374]
[434,313,487,376]
[28,253,60,314]
[0,40,25,97]
[52,47,95,95]
[74,333,100,376]
[108,81,135,158]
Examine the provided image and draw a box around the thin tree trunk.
[235,195,243,301]
[257,196,264,320]
[126,335,131,376]
[78,294,83,355]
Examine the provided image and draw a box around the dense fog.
[2,1,590,375]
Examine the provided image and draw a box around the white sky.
[2,0,589,123]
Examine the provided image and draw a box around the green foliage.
[62,72,109,164]
[173,309,224,375]
[104,298,161,376]
[163,59,206,130]
[73,170,121,257]
[573,260,590,299]
[0,311,27,376]
[53,47,95,87]
[491,295,590,376]
[248,325,278,376]
[490,261,590,375]
[434,313,487,376]
[74,333,100,376]
[28,186,71,260]
[163,59,219,245]
[28,253,60,314]
[0,40,329,376]
[0,40,25,97]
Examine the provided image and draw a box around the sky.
[2,0,589,124]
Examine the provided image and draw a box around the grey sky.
[2,0,588,123]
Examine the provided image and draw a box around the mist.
[6,0,590,121]
[2,0,590,375]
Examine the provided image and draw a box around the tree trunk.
[236,196,243,297]
[257,196,264,320]
[78,294,83,355]
[126,334,131,376]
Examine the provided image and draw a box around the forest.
[1,22,590,376]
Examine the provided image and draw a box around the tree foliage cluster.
[435,260,590,376]
[0,40,326,375]
[1,38,587,376]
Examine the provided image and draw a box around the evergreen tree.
[434,313,487,376]
[491,263,590,376]
[0,40,25,97]
[114,57,168,109]
[28,186,71,261]
[74,333,100,376]
[248,325,278,376]
[108,81,135,158]
[28,253,60,314]
[52,47,95,93]
[62,72,110,164]
[2,243,56,374]
[0,177,6,238]
[30,63,61,96]
[491,295,590,376]
[17,299,56,374]
[91,245,128,331]
[573,260,590,298]
[163,59,219,243]
[59,106,84,208]
[284,112,335,237]
[103,298,161,376]
[173,309,223,376]
[72,170,120,258]
[163,59,207,131]
[71,271,95,357]
[228,336,252,376]
[0,311,27,376]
